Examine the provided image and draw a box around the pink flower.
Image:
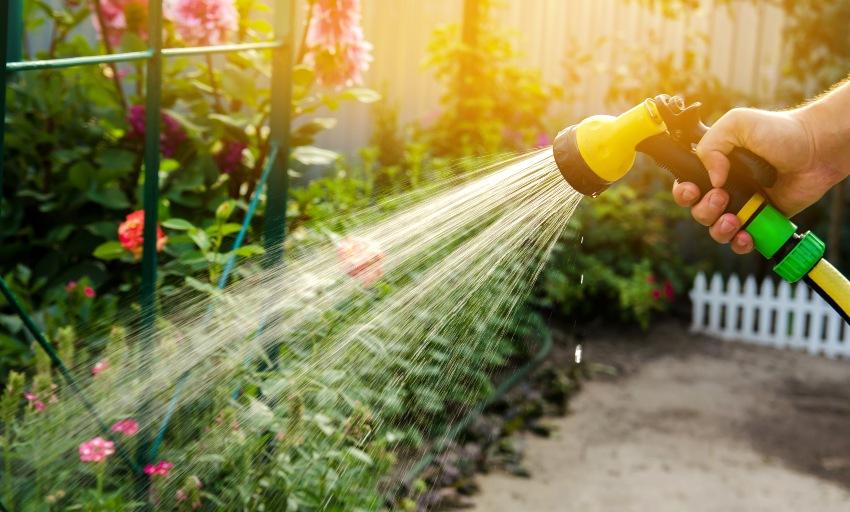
[65,281,77,293]
[24,391,47,412]
[127,104,187,157]
[91,0,149,47]
[79,437,115,463]
[111,418,140,437]
[536,132,552,147]
[304,0,373,87]
[118,210,168,260]
[651,288,662,301]
[91,360,110,376]
[337,236,384,287]
[84,286,96,298]
[167,0,238,46]
[144,460,174,477]
[214,140,247,174]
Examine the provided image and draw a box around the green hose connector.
[773,231,825,283]
[745,204,796,259]
[744,204,826,283]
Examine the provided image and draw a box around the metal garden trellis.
[0,0,295,498]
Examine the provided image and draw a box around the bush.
[538,166,696,328]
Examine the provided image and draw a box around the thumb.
[695,108,751,189]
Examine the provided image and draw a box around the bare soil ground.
[471,321,850,512]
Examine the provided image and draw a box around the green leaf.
[292,65,315,87]
[233,245,265,257]
[68,162,95,190]
[340,88,381,104]
[87,187,130,210]
[160,159,180,173]
[291,118,338,146]
[185,276,219,295]
[92,241,126,261]
[345,447,373,466]
[97,148,136,180]
[209,113,247,131]
[189,228,210,251]
[162,218,194,230]
[291,146,340,166]
[217,223,243,236]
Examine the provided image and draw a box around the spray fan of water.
[5,149,582,510]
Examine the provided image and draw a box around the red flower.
[84,286,96,298]
[663,280,675,301]
[651,288,662,301]
[118,210,168,260]
[65,281,77,293]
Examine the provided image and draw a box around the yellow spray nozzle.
[553,99,667,196]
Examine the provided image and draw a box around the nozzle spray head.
[552,99,667,196]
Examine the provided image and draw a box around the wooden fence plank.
[691,273,848,360]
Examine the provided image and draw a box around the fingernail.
[709,191,726,209]
[719,217,734,234]
[682,188,697,202]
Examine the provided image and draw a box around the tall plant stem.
[89,0,128,113]
[205,54,225,113]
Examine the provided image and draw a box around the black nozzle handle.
[636,134,774,214]
[689,118,777,189]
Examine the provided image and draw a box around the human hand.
[672,106,844,254]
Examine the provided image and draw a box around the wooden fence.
[319,0,787,155]
[690,273,850,358]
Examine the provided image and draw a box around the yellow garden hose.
[806,259,850,323]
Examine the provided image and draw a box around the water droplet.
[580,274,584,285]
[574,344,583,364]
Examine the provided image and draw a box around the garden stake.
[553,95,850,323]
[147,144,280,462]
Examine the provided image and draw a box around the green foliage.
[423,0,561,157]
[0,1,379,371]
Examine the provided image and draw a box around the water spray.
[553,95,850,323]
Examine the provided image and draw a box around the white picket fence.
[690,273,850,358]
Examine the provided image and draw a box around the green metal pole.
[0,0,10,220]
[136,0,163,482]
[263,0,294,266]
[6,0,21,64]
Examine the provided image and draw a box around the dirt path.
[471,322,850,512]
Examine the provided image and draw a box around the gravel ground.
[470,322,850,512]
